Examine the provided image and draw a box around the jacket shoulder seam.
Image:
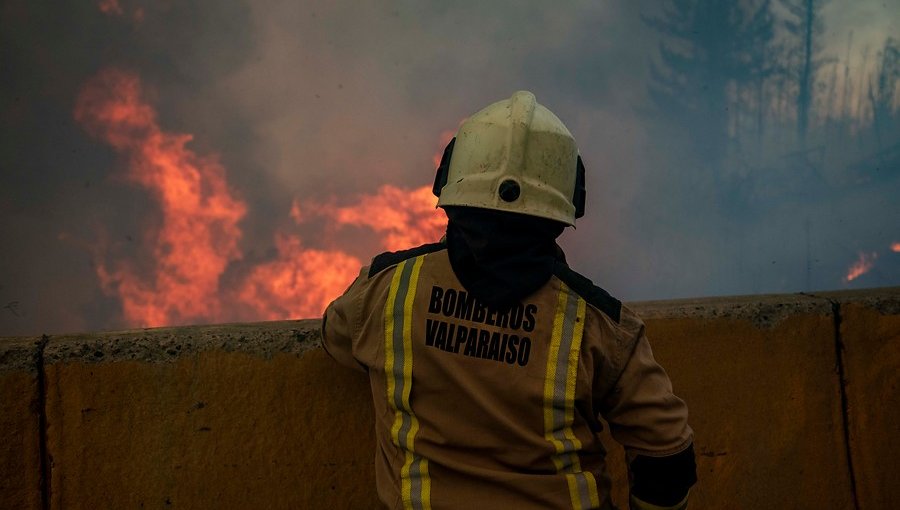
[552,262,622,323]
[367,242,445,278]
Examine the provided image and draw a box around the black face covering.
[444,206,567,309]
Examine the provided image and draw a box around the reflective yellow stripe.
[401,256,423,411]
[566,474,581,509]
[585,471,600,508]
[546,283,600,509]
[544,285,569,470]
[420,458,432,507]
[401,450,414,505]
[563,297,586,449]
[384,264,404,428]
[384,256,430,510]
[410,255,430,510]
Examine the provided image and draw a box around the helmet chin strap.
[432,137,455,198]
[574,155,586,219]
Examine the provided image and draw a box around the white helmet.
[433,90,585,226]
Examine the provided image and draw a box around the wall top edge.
[3,288,898,367]
[41,319,322,366]
[0,336,42,374]
[631,293,828,325]
[631,286,900,322]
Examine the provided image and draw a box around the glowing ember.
[891,242,900,253]
[75,68,447,328]
[844,252,878,283]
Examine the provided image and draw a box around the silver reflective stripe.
[384,256,430,509]
[546,283,599,509]
[552,287,583,470]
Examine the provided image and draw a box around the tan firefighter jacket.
[322,243,693,510]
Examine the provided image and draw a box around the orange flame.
[76,70,247,326]
[291,185,446,252]
[234,233,362,322]
[844,252,878,283]
[75,69,446,327]
[891,242,900,253]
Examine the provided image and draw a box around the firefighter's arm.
[599,321,696,509]
[321,267,368,372]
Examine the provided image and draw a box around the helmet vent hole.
[498,180,521,202]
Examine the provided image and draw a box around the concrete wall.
[1,288,897,509]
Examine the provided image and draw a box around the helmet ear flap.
[432,137,456,198]
[573,155,586,219]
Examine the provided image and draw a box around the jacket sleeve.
[598,311,696,508]
[321,267,369,372]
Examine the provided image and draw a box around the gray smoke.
[1,0,897,336]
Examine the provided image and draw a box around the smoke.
[1,0,898,336]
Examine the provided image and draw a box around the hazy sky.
[1,0,898,336]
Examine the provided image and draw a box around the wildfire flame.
[291,185,445,252]
[75,69,247,326]
[233,233,364,322]
[891,242,900,253]
[75,69,446,327]
[843,252,878,283]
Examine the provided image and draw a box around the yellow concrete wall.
[0,336,43,510]
[829,292,900,509]
[629,295,853,509]
[41,321,377,509]
[1,288,897,509]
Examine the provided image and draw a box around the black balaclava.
[443,205,567,309]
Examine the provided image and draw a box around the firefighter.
[322,91,696,510]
